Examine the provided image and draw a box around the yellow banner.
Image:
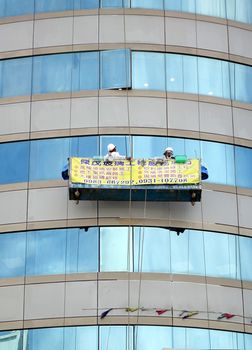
[70,158,200,186]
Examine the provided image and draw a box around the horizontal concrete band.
[0,185,252,237]
[0,271,250,288]
[0,91,252,146]
[1,42,252,67]
[0,316,250,334]
[0,273,251,332]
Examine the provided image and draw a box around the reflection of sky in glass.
[0,227,250,281]
[0,326,251,350]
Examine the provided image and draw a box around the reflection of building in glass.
[0,331,27,350]
[0,0,252,349]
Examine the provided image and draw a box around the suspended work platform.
[68,157,203,202]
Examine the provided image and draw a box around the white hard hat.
[164,147,174,155]
[107,143,116,152]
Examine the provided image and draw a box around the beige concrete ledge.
[0,316,250,333]
[0,222,26,234]
[0,43,251,66]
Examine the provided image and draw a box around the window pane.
[35,0,73,13]
[26,229,67,276]
[235,146,252,189]
[28,328,64,350]
[239,236,252,281]
[132,52,165,91]
[201,141,235,186]
[0,141,29,184]
[134,227,170,273]
[133,136,166,158]
[101,0,129,8]
[166,54,198,94]
[100,49,131,89]
[132,0,163,10]
[76,0,99,9]
[0,232,26,278]
[1,0,34,17]
[100,135,130,158]
[30,138,69,181]
[233,63,252,104]
[135,326,172,350]
[1,57,32,97]
[196,0,226,18]
[72,52,99,91]
[33,53,72,94]
[100,227,132,271]
[66,228,98,273]
[198,57,230,99]
[165,0,195,12]
[100,326,132,350]
[227,0,252,24]
[204,232,240,280]
[71,136,99,158]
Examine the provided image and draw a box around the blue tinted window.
[33,53,72,94]
[101,0,129,8]
[136,326,172,350]
[30,138,69,181]
[240,236,252,281]
[132,0,163,10]
[0,141,29,184]
[235,146,252,189]
[66,228,98,273]
[70,136,99,157]
[35,0,73,13]
[227,0,252,24]
[0,232,26,278]
[100,227,132,271]
[132,52,165,91]
[166,54,198,94]
[0,0,34,17]
[198,57,230,99]
[64,326,98,350]
[196,0,226,18]
[100,327,132,350]
[26,229,67,276]
[72,52,99,91]
[231,63,252,104]
[1,58,32,97]
[28,328,64,350]
[165,0,195,12]
[100,135,130,157]
[204,232,240,280]
[100,50,131,89]
[134,227,171,273]
[76,0,99,9]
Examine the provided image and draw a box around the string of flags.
[99,307,236,320]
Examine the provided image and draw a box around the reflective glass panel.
[166,54,198,94]
[100,50,131,89]
[0,232,26,278]
[26,229,67,276]
[135,326,172,350]
[165,0,195,12]
[64,326,98,350]
[132,0,163,10]
[29,138,69,181]
[235,146,252,189]
[239,235,252,282]
[196,0,226,18]
[100,326,133,350]
[35,0,73,12]
[134,227,171,273]
[0,0,34,17]
[72,52,99,91]
[198,56,230,99]
[28,328,64,350]
[0,141,29,184]
[33,53,72,94]
[132,52,165,91]
[204,232,240,280]
[101,0,130,8]
[76,0,99,9]
[1,57,32,97]
[100,227,132,271]
[66,228,98,273]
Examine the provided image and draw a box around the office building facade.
[0,0,252,348]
